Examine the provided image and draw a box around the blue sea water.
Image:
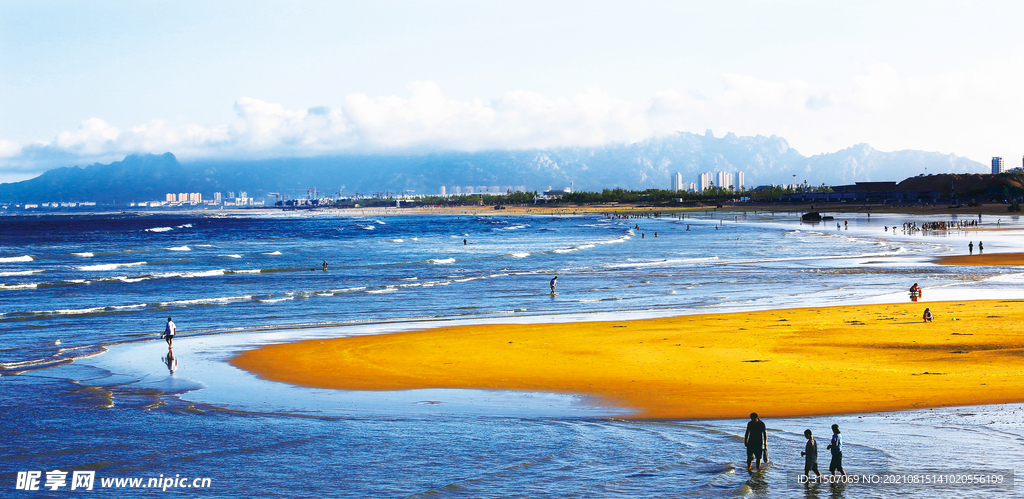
[2,209,1023,497]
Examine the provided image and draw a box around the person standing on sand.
[969,242,974,255]
[744,412,768,470]
[801,429,822,479]
[163,317,176,348]
[979,241,983,254]
[826,424,846,477]
[550,276,558,294]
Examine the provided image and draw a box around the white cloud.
[4,62,1024,180]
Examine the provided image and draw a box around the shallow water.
[2,210,1023,497]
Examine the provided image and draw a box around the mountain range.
[0,131,987,203]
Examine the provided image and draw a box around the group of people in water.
[744,413,847,478]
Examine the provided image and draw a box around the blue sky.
[2,1,1023,181]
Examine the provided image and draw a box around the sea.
[1,208,1022,497]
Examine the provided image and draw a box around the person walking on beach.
[801,429,822,479]
[969,241,973,255]
[163,317,176,348]
[979,241,983,254]
[826,424,846,477]
[549,276,558,294]
[744,412,768,470]
[923,308,933,322]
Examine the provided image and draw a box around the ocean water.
[2,210,1023,497]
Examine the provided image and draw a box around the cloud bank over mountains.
[1,63,1017,183]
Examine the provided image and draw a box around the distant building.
[464,186,474,195]
[214,192,222,203]
[737,172,745,191]
[993,157,1005,174]
[178,192,188,203]
[166,193,176,202]
[716,171,734,191]
[453,186,462,195]
[188,193,202,203]
[671,172,683,191]
[698,172,713,192]
[514,186,526,193]
[439,186,446,196]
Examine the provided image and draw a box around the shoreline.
[230,298,1024,420]
[6,201,1024,218]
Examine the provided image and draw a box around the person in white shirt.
[164,317,176,348]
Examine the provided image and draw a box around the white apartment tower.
[993,157,1005,174]
[737,172,745,191]
[698,172,713,192]
[716,171,734,191]
[440,186,446,196]
[671,172,683,191]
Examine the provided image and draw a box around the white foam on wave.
[263,251,282,255]
[604,257,720,269]
[146,227,173,232]
[79,261,146,271]
[509,252,530,258]
[0,270,43,277]
[499,224,530,230]
[177,223,193,228]
[231,269,262,274]
[0,255,33,262]
[219,254,243,258]
[258,296,294,303]
[196,244,213,247]
[158,295,253,306]
[167,246,191,251]
[0,283,38,290]
[366,286,397,294]
[359,225,376,230]
[71,252,94,257]
[389,239,405,243]
[34,303,147,315]
[428,258,456,264]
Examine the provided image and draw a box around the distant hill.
[0,132,987,203]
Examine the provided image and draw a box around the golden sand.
[935,252,1024,266]
[230,300,1024,419]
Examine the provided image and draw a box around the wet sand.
[231,299,1024,419]
[935,252,1024,266]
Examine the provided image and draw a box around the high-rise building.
[716,171,734,191]
[993,157,1005,174]
[464,186,475,195]
[188,193,202,203]
[179,192,188,203]
[686,182,696,192]
[440,186,446,196]
[166,193,176,202]
[214,192,222,203]
[671,172,683,191]
[737,172,745,191]
[698,172,713,192]
[453,186,462,195]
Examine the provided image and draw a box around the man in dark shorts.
[744,412,767,470]
[163,317,176,348]
[826,424,847,476]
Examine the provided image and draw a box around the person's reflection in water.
[162,348,178,375]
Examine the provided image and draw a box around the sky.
[2,0,1024,182]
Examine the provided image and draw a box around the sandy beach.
[935,252,1024,266]
[231,299,1024,420]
